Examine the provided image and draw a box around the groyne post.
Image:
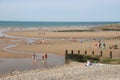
[71,50,74,54]
[85,50,87,55]
[78,50,80,55]
[110,51,112,59]
[65,50,68,59]
[71,50,74,59]
[92,51,94,55]
[100,51,103,57]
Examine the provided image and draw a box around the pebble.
[0,62,120,80]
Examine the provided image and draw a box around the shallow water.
[0,53,65,75]
[0,28,65,75]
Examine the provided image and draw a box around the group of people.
[85,60,104,66]
[94,40,106,49]
[32,53,48,63]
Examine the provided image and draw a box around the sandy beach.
[5,30,120,39]
[0,27,120,79]
[3,29,120,58]
[0,38,31,58]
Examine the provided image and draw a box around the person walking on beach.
[32,53,36,63]
[42,53,48,63]
[98,41,101,48]
[41,53,48,67]
[45,53,48,60]
[42,54,45,62]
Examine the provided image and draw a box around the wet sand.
[1,28,120,58]
[4,29,120,59]
[0,38,31,58]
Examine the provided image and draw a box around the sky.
[0,0,120,22]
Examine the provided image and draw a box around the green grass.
[66,54,120,64]
[100,58,120,64]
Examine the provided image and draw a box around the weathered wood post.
[65,50,70,64]
[71,50,74,59]
[92,51,94,55]
[100,51,103,57]
[71,50,74,54]
[78,50,80,54]
[110,51,112,59]
[85,50,87,55]
[65,50,68,59]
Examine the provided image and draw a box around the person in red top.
[45,53,48,60]
[32,53,36,63]
[42,55,44,60]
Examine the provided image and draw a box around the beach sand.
[5,30,120,39]
[0,38,31,58]
[3,30,120,59]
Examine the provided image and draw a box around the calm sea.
[0,21,120,28]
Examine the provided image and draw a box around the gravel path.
[0,62,120,80]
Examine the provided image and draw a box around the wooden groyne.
[65,50,114,62]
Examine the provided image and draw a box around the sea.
[0,21,120,28]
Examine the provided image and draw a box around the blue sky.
[0,0,120,21]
